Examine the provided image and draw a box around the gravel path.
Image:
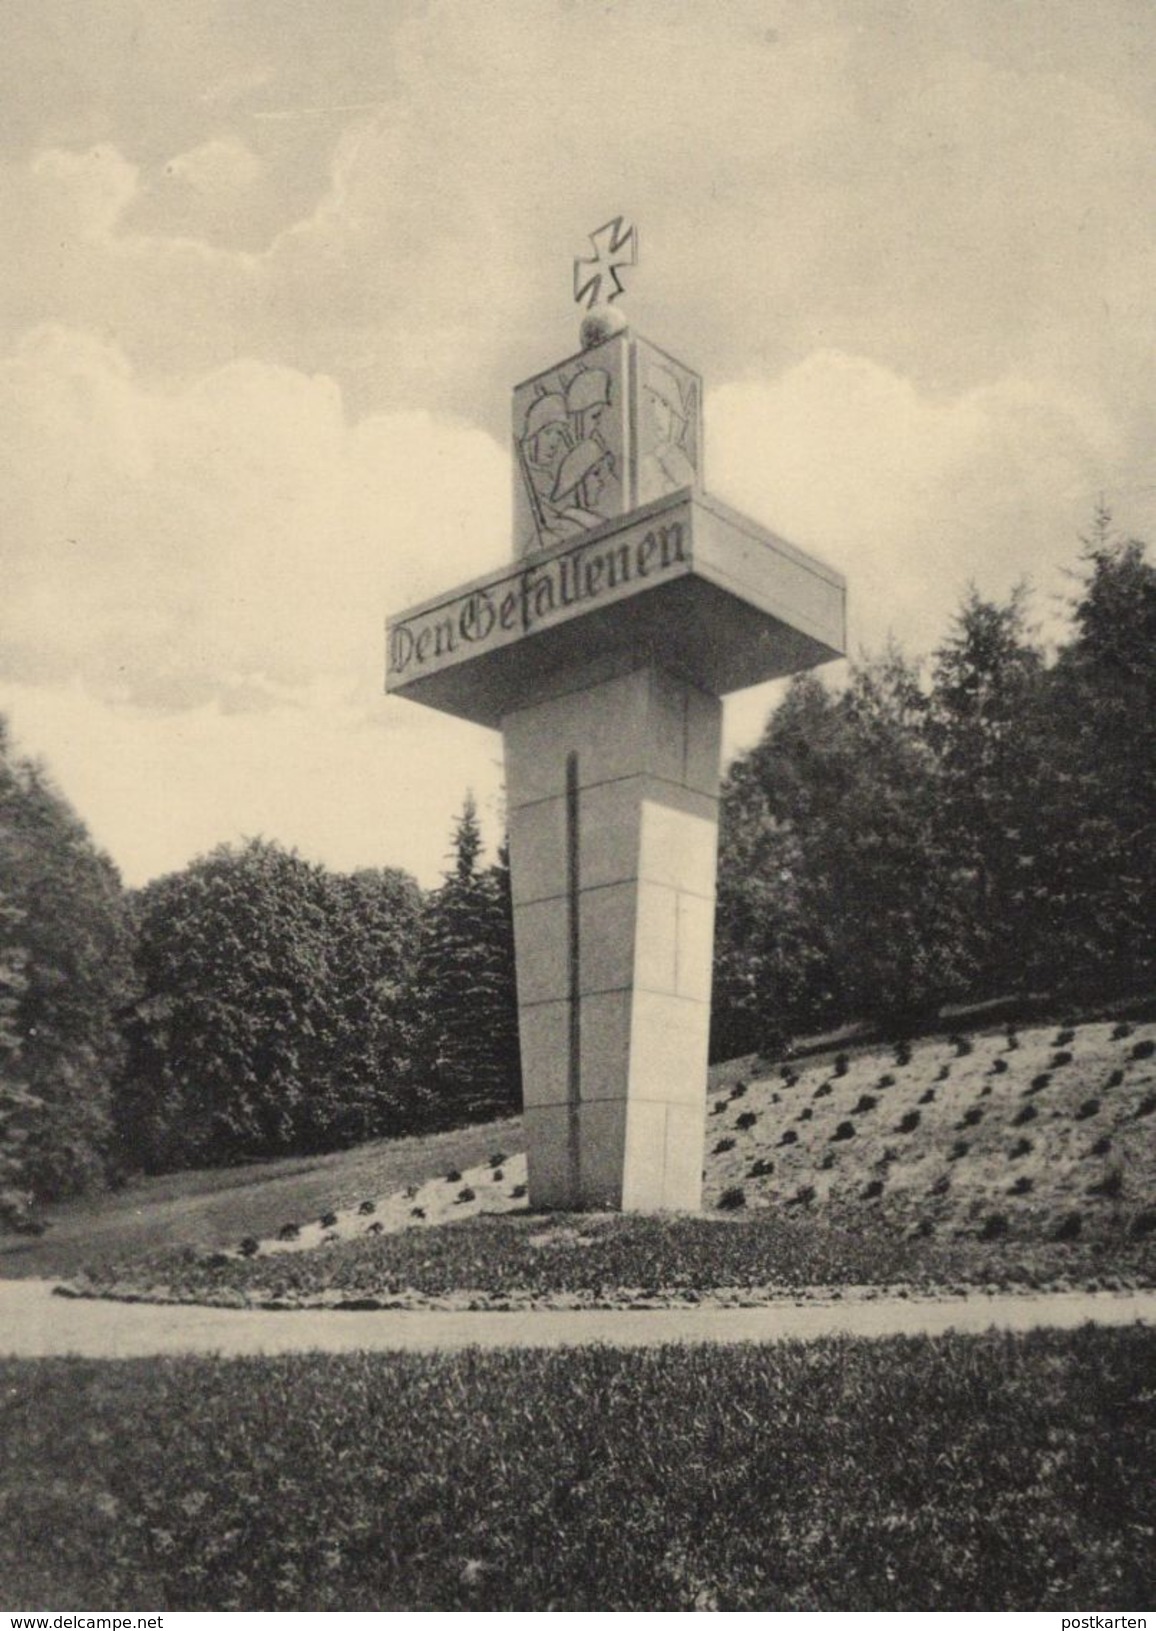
[2,1279,1154,1357]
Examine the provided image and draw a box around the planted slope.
[705,1018,1156,1245]
[46,1016,1156,1302]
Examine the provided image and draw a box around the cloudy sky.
[3,0,1155,888]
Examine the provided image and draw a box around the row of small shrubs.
[222,1150,529,1258]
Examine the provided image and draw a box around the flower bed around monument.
[64,1206,1156,1309]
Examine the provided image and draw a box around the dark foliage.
[411,799,521,1126]
[711,524,1156,1053]
[117,840,424,1170]
[0,719,132,1210]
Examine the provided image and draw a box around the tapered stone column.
[505,660,720,1209]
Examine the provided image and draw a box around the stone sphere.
[580,304,629,349]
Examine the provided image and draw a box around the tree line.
[713,511,1156,1055]
[0,516,1152,1219]
[0,777,519,1223]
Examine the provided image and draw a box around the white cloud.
[708,352,1117,659]
[31,144,139,231]
[0,324,515,884]
[164,137,264,195]
[0,327,509,707]
[0,332,1128,884]
[6,7,1156,428]
[4,1,1156,889]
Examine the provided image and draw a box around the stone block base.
[503,660,719,1211]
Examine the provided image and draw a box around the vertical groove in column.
[565,751,581,1203]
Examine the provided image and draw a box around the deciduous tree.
[0,720,131,1205]
[119,839,425,1170]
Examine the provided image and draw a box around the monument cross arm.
[385,256,846,1213]
[386,489,844,728]
[573,216,638,311]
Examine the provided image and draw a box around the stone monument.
[386,219,845,1212]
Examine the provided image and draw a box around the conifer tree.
[1035,511,1156,994]
[713,675,839,1055]
[715,650,972,1044]
[928,585,1047,990]
[414,796,521,1123]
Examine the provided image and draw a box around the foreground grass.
[71,1209,1156,1307]
[2,1326,1153,1610]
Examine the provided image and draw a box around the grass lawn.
[0,1117,523,1280]
[2,1325,1153,1610]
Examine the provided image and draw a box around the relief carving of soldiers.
[641,362,695,495]
[548,438,617,537]
[565,367,612,443]
[519,392,573,512]
[519,366,617,546]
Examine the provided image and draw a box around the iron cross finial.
[573,217,638,311]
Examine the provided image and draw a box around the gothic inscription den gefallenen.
[388,513,688,681]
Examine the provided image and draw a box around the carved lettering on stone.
[388,517,689,680]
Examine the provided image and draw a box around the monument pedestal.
[505,660,720,1209]
[386,486,845,1212]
